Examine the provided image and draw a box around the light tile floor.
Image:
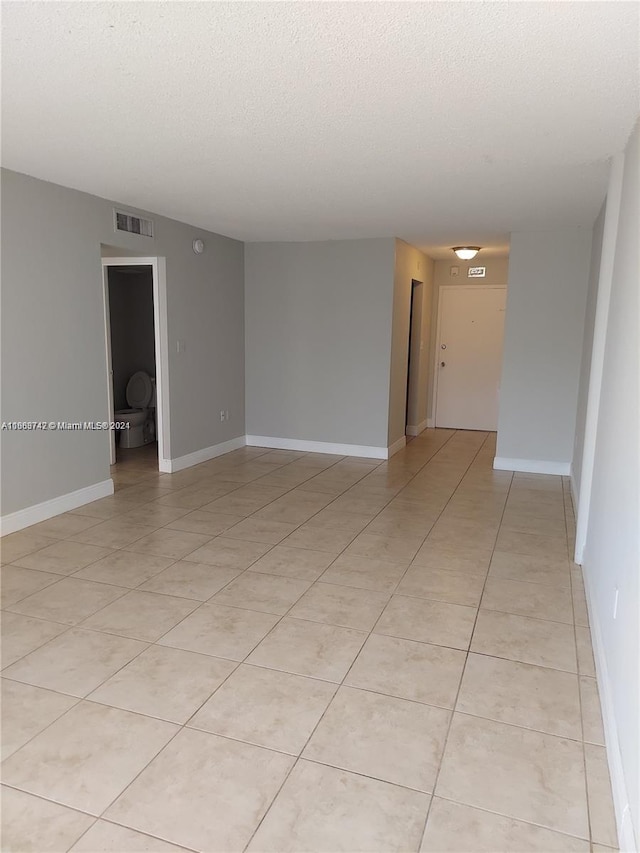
[1,430,618,852]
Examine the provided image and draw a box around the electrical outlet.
[220,410,225,422]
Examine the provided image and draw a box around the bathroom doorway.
[101,257,169,472]
[405,279,424,436]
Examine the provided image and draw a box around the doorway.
[101,257,169,472]
[434,285,507,430]
[405,279,423,436]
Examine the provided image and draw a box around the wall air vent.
[114,209,154,238]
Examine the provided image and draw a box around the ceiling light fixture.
[452,246,481,260]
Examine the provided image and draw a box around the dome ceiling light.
[452,247,481,260]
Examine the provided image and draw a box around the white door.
[435,286,507,430]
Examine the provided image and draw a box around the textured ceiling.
[2,2,639,257]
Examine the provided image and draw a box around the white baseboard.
[162,436,247,473]
[387,436,406,457]
[406,419,429,437]
[0,479,114,536]
[493,456,571,476]
[1,431,400,535]
[582,561,637,853]
[246,435,389,460]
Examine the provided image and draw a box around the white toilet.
[116,371,156,448]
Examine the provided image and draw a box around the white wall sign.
[468,266,486,277]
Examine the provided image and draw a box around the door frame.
[101,257,171,472]
[405,279,423,435]
[432,284,507,429]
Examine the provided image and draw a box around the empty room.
[1,3,638,852]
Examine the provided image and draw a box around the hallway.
[1,430,617,852]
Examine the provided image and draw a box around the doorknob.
[440,361,446,367]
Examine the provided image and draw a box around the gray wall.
[572,202,606,495]
[108,267,155,411]
[583,122,639,846]
[496,229,592,466]
[1,169,244,516]
[432,256,510,289]
[245,239,395,449]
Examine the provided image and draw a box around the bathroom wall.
[108,266,156,410]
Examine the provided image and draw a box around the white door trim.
[101,257,170,473]
[432,284,507,429]
[101,266,116,465]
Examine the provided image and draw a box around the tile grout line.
[2,431,465,749]
[261,431,494,849]
[564,474,596,847]
[4,433,592,853]
[1,446,388,849]
[16,454,303,848]
[0,450,383,678]
[240,429,471,852]
[54,448,393,851]
[414,433,513,849]
[140,430,461,705]
[1,449,383,678]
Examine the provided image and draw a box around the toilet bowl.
[115,372,156,448]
